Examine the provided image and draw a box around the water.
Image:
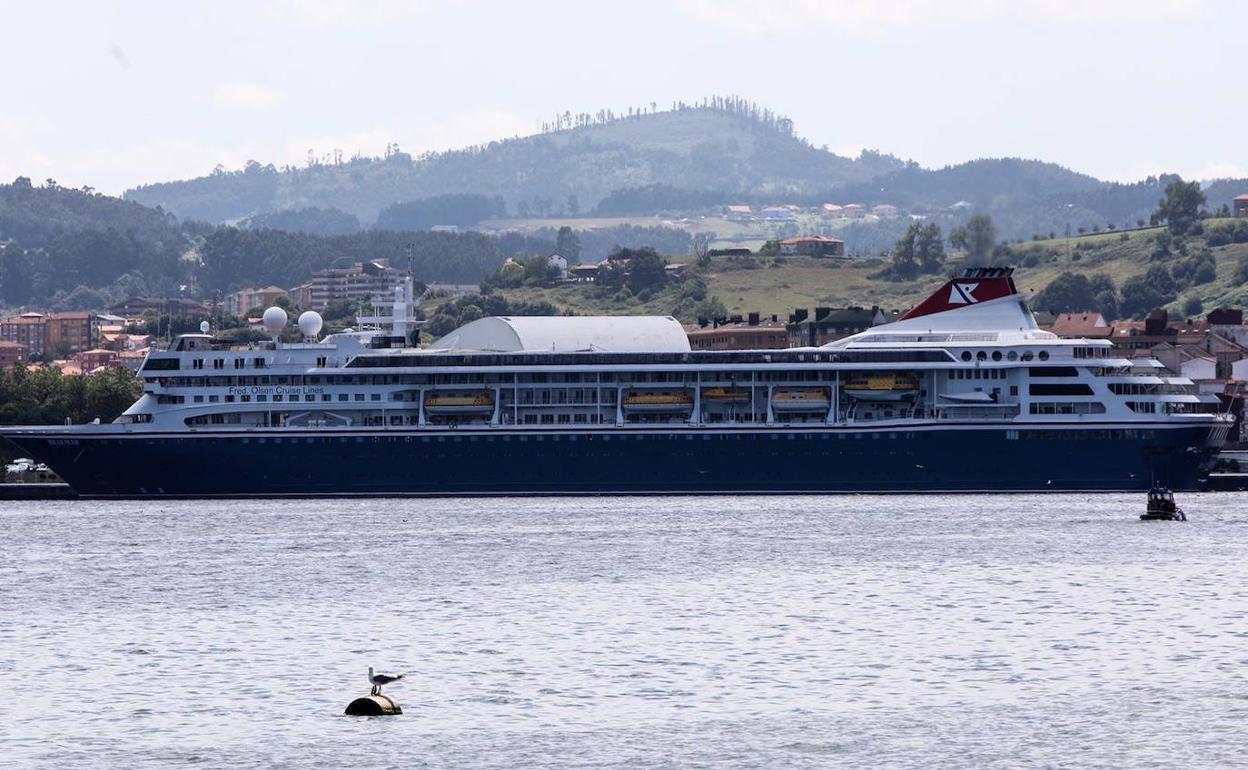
[2,494,1248,768]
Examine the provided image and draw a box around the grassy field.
[431,219,1248,322]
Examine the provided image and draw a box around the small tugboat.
[1140,486,1186,521]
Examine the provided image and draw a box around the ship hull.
[1,421,1224,498]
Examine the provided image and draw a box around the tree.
[1120,265,1178,319]
[1032,272,1097,314]
[915,222,945,274]
[1153,178,1206,236]
[554,226,581,262]
[620,247,668,294]
[949,214,996,266]
[890,224,919,279]
[0,247,33,305]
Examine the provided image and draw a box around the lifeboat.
[844,373,919,401]
[702,387,750,403]
[623,391,694,413]
[424,392,495,415]
[771,388,831,412]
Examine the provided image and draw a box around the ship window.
[354,394,364,402]
[1038,351,1050,361]
[273,395,283,402]
[209,395,219,403]
[192,359,203,369]
[234,359,244,369]
[1007,351,1018,361]
[241,395,251,402]
[289,394,300,402]
[991,351,1002,361]
[1030,383,1093,396]
[194,395,204,403]
[976,351,987,361]
[1021,352,1034,361]
[338,394,348,402]
[1029,367,1078,377]
[257,395,267,402]
[226,395,235,403]
[371,393,381,401]
[322,394,331,402]
[960,351,972,361]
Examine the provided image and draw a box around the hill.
[468,221,1248,325]
[124,100,905,224]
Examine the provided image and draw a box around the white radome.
[199,320,210,334]
[298,310,323,339]
[262,306,288,335]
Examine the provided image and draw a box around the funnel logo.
[948,282,980,304]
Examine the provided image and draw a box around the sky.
[1,0,1245,195]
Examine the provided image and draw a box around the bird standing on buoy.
[368,666,404,695]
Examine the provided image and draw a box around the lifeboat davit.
[424,392,495,414]
[771,388,831,412]
[844,373,919,401]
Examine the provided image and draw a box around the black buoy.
[344,694,403,716]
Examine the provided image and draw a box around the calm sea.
[2,494,1248,768]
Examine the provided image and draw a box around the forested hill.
[125,101,906,224]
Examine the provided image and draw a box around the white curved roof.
[432,316,691,353]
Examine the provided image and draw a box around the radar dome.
[262,306,288,336]
[199,320,210,334]
[297,310,323,339]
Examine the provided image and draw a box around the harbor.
[4,492,1248,768]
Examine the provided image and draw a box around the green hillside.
[125,102,903,225]
[472,220,1248,323]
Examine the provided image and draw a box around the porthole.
[961,351,972,362]
[991,351,1003,361]
[1021,352,1034,361]
[976,351,987,361]
[1038,351,1050,361]
[1007,351,1018,361]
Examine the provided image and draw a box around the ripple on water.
[2,493,1248,768]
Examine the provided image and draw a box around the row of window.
[1028,402,1107,415]
[959,350,1051,363]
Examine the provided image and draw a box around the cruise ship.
[0,268,1232,497]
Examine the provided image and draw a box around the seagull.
[368,666,404,696]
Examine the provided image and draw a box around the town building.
[225,286,288,318]
[871,204,899,218]
[547,253,569,280]
[0,311,95,357]
[45,311,94,356]
[841,204,866,218]
[1235,194,1248,218]
[307,259,405,309]
[0,340,29,367]
[778,235,846,258]
[1149,343,1217,382]
[759,206,797,222]
[1049,312,1114,339]
[289,283,314,309]
[786,306,901,347]
[687,314,788,350]
[1,313,48,357]
[73,348,120,373]
[820,204,844,218]
[724,205,753,221]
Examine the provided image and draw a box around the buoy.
[344,694,403,716]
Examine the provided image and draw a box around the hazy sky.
[2,0,1244,195]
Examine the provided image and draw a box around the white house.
[548,253,569,279]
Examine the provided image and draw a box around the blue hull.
[2,422,1223,498]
